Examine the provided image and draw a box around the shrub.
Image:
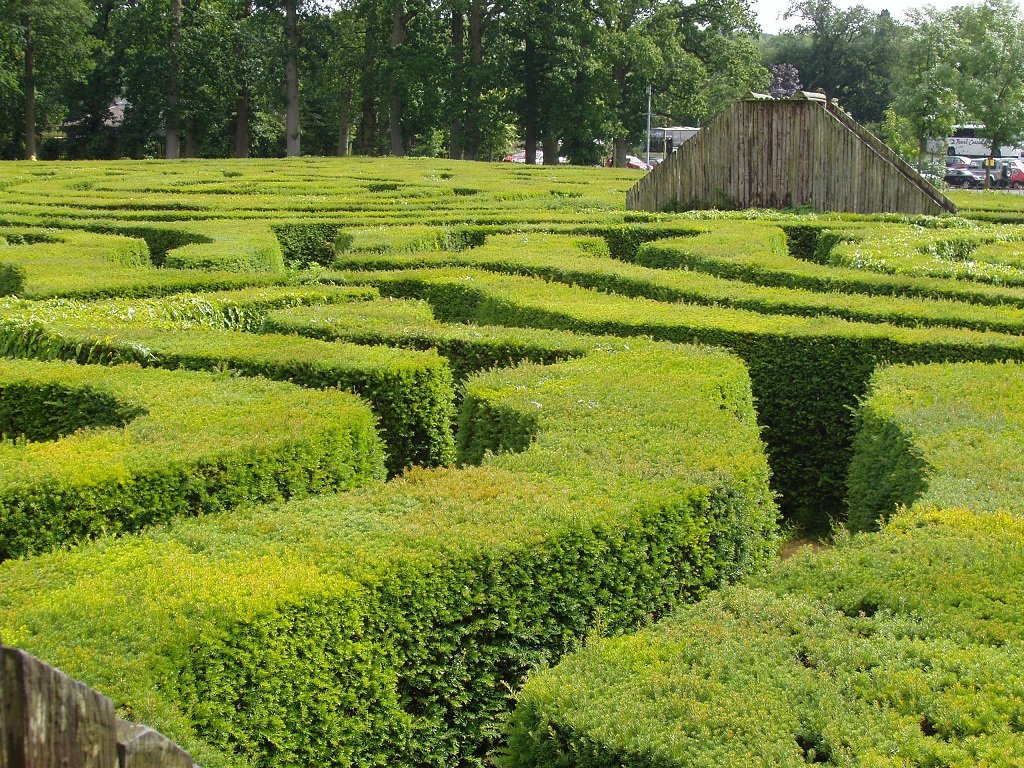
[0,342,778,768]
[846,361,1024,530]
[502,506,1024,767]
[271,223,340,266]
[0,358,384,559]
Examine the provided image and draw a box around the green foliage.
[0,358,384,559]
[261,297,597,383]
[2,156,1024,768]
[0,382,143,442]
[0,342,778,768]
[503,506,1024,767]
[0,297,457,475]
[271,222,340,266]
[847,361,1024,530]
[329,247,1024,530]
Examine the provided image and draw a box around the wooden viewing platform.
[627,94,957,216]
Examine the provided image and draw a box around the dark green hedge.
[0,343,778,768]
[335,231,1024,334]
[0,358,384,559]
[261,298,601,382]
[502,505,1024,767]
[636,220,1024,308]
[329,266,1024,531]
[0,286,451,474]
[271,223,341,266]
[846,361,1024,530]
[0,229,292,300]
[0,316,456,476]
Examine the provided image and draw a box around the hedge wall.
[0,295,456,475]
[846,361,1024,530]
[0,228,291,299]
[333,231,1024,334]
[503,509,1024,767]
[0,342,778,768]
[327,265,1024,531]
[0,358,384,559]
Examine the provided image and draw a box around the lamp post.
[645,84,653,167]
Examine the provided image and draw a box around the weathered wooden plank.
[115,720,194,768]
[1,646,117,768]
[629,97,956,216]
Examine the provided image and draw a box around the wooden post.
[1,646,195,768]
[115,721,193,768]
[2,646,117,768]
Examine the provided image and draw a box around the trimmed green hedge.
[0,342,778,768]
[0,358,384,559]
[503,505,1024,768]
[334,232,1024,334]
[846,361,1024,530]
[0,228,292,299]
[271,222,342,266]
[328,265,1024,530]
[262,297,602,382]
[0,292,455,475]
[636,220,1024,308]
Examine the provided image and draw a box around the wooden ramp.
[627,95,956,216]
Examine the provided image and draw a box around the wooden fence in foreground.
[627,96,957,216]
[1,645,194,768]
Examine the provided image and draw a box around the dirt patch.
[780,536,828,560]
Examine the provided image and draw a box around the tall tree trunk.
[356,1,379,155]
[284,0,300,157]
[612,64,627,167]
[462,0,484,160]
[523,37,538,165]
[234,84,250,158]
[542,135,558,165]
[183,118,196,157]
[338,109,351,156]
[613,137,627,168]
[233,0,252,158]
[449,6,465,159]
[388,1,407,157]
[166,0,182,159]
[22,10,35,160]
[388,91,404,156]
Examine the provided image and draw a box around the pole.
[645,84,652,167]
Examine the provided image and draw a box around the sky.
[752,0,970,34]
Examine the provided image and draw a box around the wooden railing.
[1,645,195,768]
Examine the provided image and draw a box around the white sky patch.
[753,0,979,35]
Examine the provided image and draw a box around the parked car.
[944,168,981,188]
[945,155,970,169]
[625,155,653,171]
[1011,167,1024,189]
[502,149,541,164]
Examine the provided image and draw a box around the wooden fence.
[627,96,957,216]
[1,645,194,768]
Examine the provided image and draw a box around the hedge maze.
[0,159,1022,767]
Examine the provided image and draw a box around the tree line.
[0,0,767,164]
[765,0,1024,166]
[1,0,1022,166]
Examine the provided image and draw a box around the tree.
[887,7,961,168]
[583,0,764,167]
[0,0,94,159]
[299,4,364,156]
[951,0,1024,167]
[769,0,904,123]
[769,62,800,98]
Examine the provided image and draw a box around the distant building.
[628,93,956,216]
